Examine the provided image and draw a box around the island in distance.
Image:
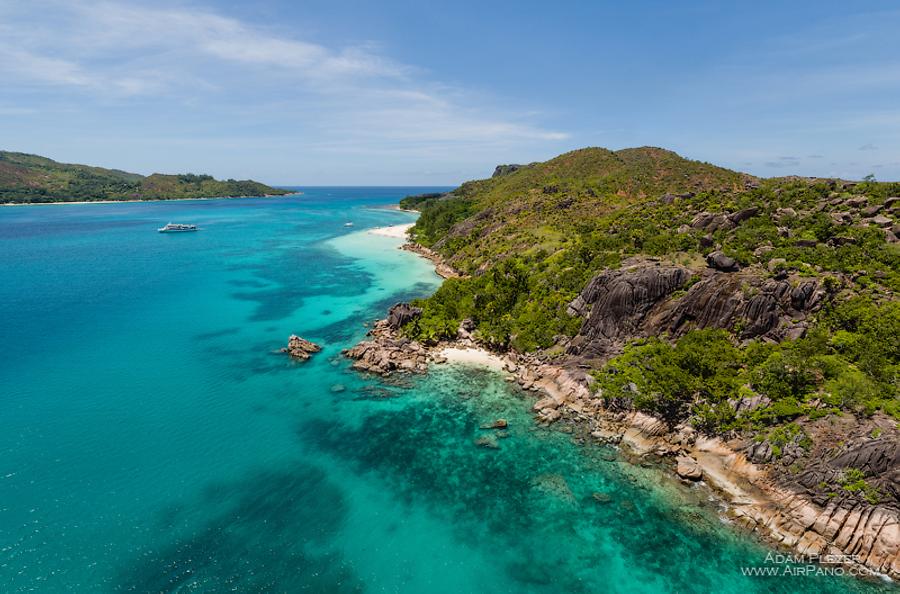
[0,150,292,204]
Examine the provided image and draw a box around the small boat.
[344,222,354,227]
[158,222,198,233]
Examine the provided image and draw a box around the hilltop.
[400,146,898,349]
[0,151,292,203]
[352,146,900,579]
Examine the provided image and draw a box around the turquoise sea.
[0,189,894,593]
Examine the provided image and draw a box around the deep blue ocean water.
[0,189,894,593]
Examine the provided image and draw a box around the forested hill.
[0,151,292,203]
[399,146,899,446]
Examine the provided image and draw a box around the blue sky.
[2,0,899,185]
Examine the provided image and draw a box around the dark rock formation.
[567,265,691,353]
[282,335,321,360]
[706,250,739,272]
[568,264,829,359]
[792,437,900,506]
[492,164,524,177]
[665,274,822,339]
[385,302,422,329]
[862,204,884,217]
[728,206,759,224]
[690,207,758,233]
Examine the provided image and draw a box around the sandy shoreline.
[367,222,414,238]
[435,347,507,371]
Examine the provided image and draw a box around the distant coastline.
[1,192,302,207]
[0,150,295,204]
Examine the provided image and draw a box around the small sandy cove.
[436,347,507,371]
[367,223,414,238]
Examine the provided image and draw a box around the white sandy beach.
[367,222,414,238]
[436,347,507,372]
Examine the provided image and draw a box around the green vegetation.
[0,151,290,203]
[406,258,582,351]
[838,468,882,504]
[399,146,899,435]
[593,298,899,429]
[403,148,898,345]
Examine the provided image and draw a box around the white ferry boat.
[158,222,198,233]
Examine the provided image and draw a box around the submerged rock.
[282,335,321,360]
[480,418,508,430]
[531,473,576,503]
[592,492,613,504]
[474,435,500,449]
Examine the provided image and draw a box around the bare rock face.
[792,436,900,505]
[568,264,828,360]
[676,455,703,480]
[728,394,772,416]
[282,335,321,360]
[664,275,821,339]
[567,265,691,349]
[492,164,524,177]
[728,206,759,224]
[385,302,423,329]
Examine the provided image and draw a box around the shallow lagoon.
[0,190,893,592]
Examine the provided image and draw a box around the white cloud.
[0,0,567,152]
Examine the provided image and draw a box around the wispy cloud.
[0,1,567,153]
[858,143,878,151]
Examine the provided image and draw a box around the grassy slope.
[0,151,291,203]
[407,147,750,271]
[401,147,899,484]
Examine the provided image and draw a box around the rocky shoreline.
[344,314,899,581]
[400,243,461,279]
[345,267,898,583]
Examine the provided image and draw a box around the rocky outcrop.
[342,321,430,376]
[492,164,526,177]
[666,274,823,340]
[705,250,739,272]
[385,302,422,329]
[566,264,691,357]
[568,263,828,360]
[401,243,461,279]
[586,411,900,580]
[481,419,508,429]
[689,207,759,233]
[676,455,703,480]
[281,335,321,360]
